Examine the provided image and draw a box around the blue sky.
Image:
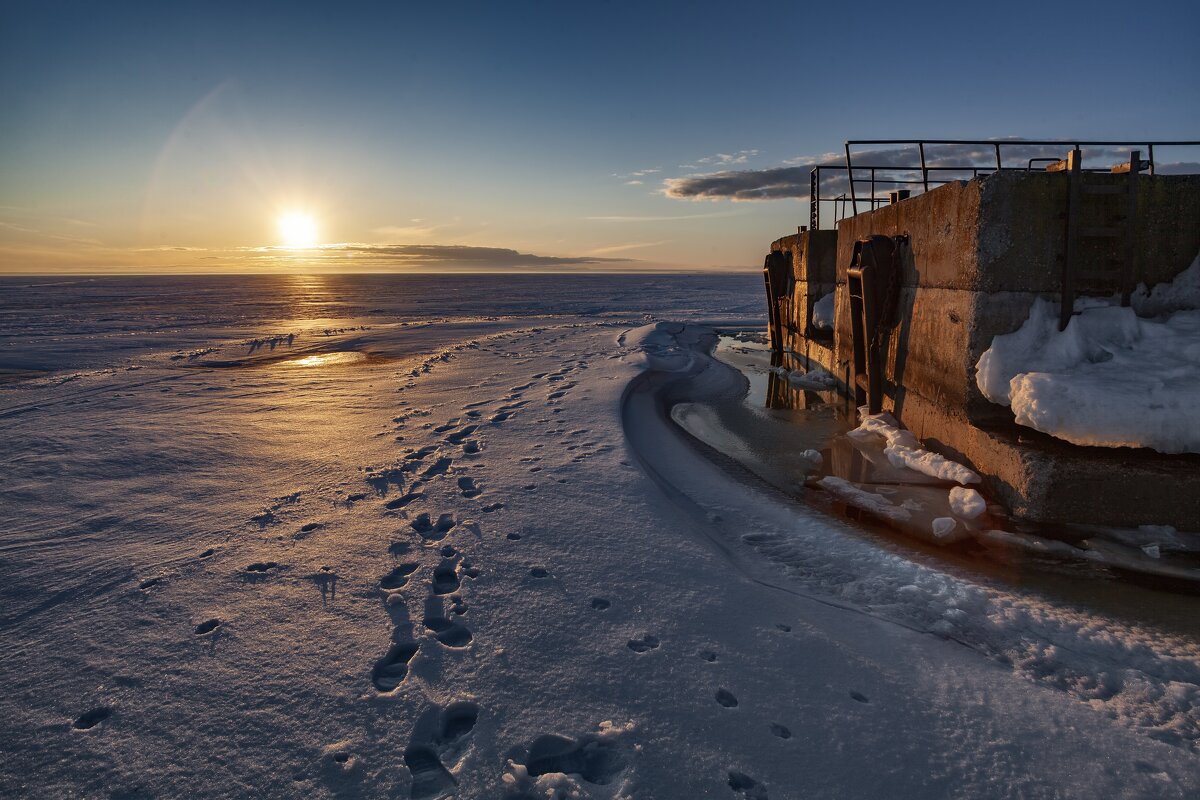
[2,0,1197,272]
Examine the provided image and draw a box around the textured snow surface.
[976,253,1200,453]
[2,274,1199,798]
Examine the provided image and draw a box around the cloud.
[585,210,747,222]
[370,223,448,240]
[664,167,812,201]
[624,180,644,186]
[664,141,1155,201]
[0,240,638,275]
[265,243,635,270]
[1157,161,1200,174]
[696,149,759,166]
[614,167,661,181]
[586,240,669,255]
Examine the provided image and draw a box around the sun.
[277,212,318,248]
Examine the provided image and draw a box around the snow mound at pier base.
[976,254,1200,454]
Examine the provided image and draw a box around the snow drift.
[976,253,1200,454]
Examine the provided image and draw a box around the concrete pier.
[766,170,1200,528]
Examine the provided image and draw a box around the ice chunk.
[931,517,957,540]
[811,290,835,330]
[800,449,823,468]
[816,476,911,522]
[849,409,980,485]
[769,363,838,390]
[948,486,986,520]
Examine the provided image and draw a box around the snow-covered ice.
[1,274,1199,798]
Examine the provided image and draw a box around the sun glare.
[278,212,318,248]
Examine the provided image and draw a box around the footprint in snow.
[423,597,472,648]
[728,771,768,799]
[457,477,482,498]
[716,689,739,708]
[445,425,478,445]
[404,701,480,800]
[627,634,659,653]
[405,445,439,461]
[386,492,424,510]
[194,618,221,635]
[381,563,419,591]
[72,707,113,731]
[243,561,279,580]
[424,615,472,648]
[481,502,504,513]
[431,560,461,595]
[411,513,456,541]
[372,641,420,692]
[420,457,454,478]
[507,729,628,787]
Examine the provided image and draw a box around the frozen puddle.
[277,351,370,368]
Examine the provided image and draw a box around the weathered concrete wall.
[768,230,838,374]
[831,171,1200,427]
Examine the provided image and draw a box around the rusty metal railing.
[807,139,1200,230]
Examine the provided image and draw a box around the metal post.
[994,142,1002,172]
[918,142,928,193]
[1060,148,1082,331]
[1121,150,1141,306]
[1148,144,1155,176]
[845,142,857,217]
[810,168,819,231]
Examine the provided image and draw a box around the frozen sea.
[1,273,1199,798]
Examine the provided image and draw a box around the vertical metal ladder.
[1051,148,1147,330]
[847,236,901,413]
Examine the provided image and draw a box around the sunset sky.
[2,0,1197,274]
